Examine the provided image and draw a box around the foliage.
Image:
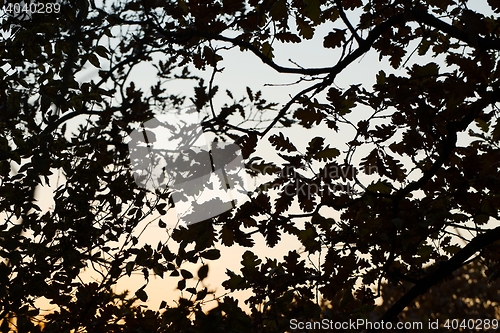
[1,0,500,331]
[372,259,500,332]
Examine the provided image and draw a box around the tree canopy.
[372,260,500,332]
[1,0,500,331]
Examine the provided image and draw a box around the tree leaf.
[261,42,274,60]
[181,269,193,279]
[177,279,186,290]
[200,249,221,260]
[313,146,340,162]
[293,107,325,127]
[88,53,101,68]
[296,17,314,39]
[323,29,346,48]
[275,32,301,43]
[94,45,109,59]
[198,265,209,280]
[306,137,324,158]
[248,161,281,176]
[269,132,297,152]
[126,262,134,277]
[304,0,321,23]
[135,289,148,302]
[488,0,500,13]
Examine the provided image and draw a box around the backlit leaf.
[323,29,346,48]
[269,132,297,152]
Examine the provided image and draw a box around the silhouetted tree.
[1,0,500,332]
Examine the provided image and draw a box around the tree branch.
[261,13,406,136]
[410,8,500,50]
[335,0,363,45]
[371,225,500,331]
[185,31,335,75]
